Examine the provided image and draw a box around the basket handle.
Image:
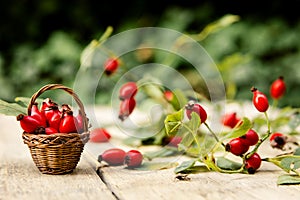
[27,84,89,133]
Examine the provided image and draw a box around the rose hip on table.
[124,150,143,168]
[98,148,126,166]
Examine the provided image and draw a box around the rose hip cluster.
[225,129,261,173]
[118,82,138,121]
[98,148,143,168]
[17,98,84,135]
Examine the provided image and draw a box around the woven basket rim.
[22,131,90,146]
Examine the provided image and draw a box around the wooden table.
[1,106,300,200]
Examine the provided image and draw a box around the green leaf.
[174,160,196,174]
[0,99,27,116]
[177,132,194,152]
[134,161,178,171]
[281,157,300,171]
[171,89,188,110]
[266,155,300,173]
[164,109,183,135]
[277,174,300,185]
[178,165,210,174]
[294,148,300,156]
[216,157,242,170]
[185,112,201,131]
[15,97,44,107]
[289,111,300,131]
[143,148,179,160]
[80,39,98,70]
[220,117,251,141]
[178,112,201,152]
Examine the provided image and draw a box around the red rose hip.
[225,138,249,156]
[98,148,126,166]
[185,101,207,123]
[17,114,44,133]
[251,87,269,112]
[90,128,111,143]
[240,129,259,146]
[30,103,47,127]
[270,76,286,99]
[119,98,136,121]
[222,112,241,128]
[124,150,143,168]
[119,82,138,100]
[269,132,287,149]
[104,58,119,75]
[245,153,261,174]
[45,127,59,135]
[59,110,77,133]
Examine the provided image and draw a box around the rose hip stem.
[204,122,226,148]
[246,112,271,159]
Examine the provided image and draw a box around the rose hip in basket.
[19,84,90,175]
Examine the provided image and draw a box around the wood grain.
[0,115,115,200]
[2,104,300,200]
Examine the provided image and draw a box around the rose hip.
[245,153,261,174]
[225,138,249,156]
[17,114,43,133]
[44,106,61,130]
[119,98,136,121]
[222,112,241,128]
[270,76,286,99]
[104,58,119,75]
[45,127,59,135]
[185,101,207,123]
[124,150,143,168]
[119,82,138,100]
[98,148,126,166]
[269,132,287,149]
[31,103,47,127]
[251,87,269,112]
[59,110,77,133]
[90,128,111,143]
[240,129,259,146]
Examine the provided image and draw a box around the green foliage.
[1,6,300,107]
[216,157,242,171]
[219,117,251,141]
[0,31,82,103]
[0,99,26,116]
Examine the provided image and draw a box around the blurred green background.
[1,0,299,107]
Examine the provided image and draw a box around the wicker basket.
[22,84,90,175]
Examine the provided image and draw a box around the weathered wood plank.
[0,115,115,200]
[2,104,300,200]
[85,105,300,200]
[94,154,300,200]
